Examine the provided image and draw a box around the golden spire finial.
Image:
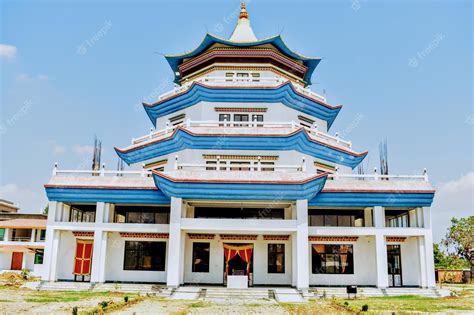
[239,0,248,19]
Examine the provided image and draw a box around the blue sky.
[0,0,472,240]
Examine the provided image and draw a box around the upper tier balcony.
[157,76,327,104]
[131,120,352,149]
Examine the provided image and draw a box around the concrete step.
[203,288,274,301]
[93,283,171,296]
[39,281,93,291]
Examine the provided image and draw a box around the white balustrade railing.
[52,162,429,182]
[132,120,352,148]
[156,76,327,103]
[53,163,151,177]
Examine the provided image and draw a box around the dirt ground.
[1,285,473,314]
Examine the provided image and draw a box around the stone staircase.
[201,287,275,303]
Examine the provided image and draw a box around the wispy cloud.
[431,172,474,242]
[72,144,94,155]
[0,184,46,214]
[0,44,17,59]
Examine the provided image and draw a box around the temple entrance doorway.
[223,243,253,286]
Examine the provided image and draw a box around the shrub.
[344,301,349,306]
[361,304,369,312]
[20,269,30,280]
[72,306,78,315]
[124,296,129,303]
[100,301,109,308]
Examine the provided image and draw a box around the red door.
[73,240,93,276]
[11,252,23,270]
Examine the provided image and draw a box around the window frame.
[268,244,285,273]
[123,241,167,271]
[192,242,210,273]
[311,244,354,274]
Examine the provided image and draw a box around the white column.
[373,206,385,228]
[375,234,389,288]
[4,228,11,241]
[291,233,297,287]
[364,207,373,227]
[43,229,60,281]
[95,202,105,224]
[167,197,183,287]
[418,234,436,288]
[30,229,36,242]
[295,199,309,289]
[90,231,108,283]
[373,206,388,287]
[422,207,431,229]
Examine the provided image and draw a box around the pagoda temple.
[41,1,436,290]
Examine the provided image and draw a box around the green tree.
[442,216,473,266]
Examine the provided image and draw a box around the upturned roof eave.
[165,33,321,86]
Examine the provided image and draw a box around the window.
[0,228,4,241]
[124,241,166,271]
[298,115,315,129]
[192,243,210,272]
[312,244,354,274]
[251,73,260,82]
[169,113,186,126]
[194,207,284,219]
[205,160,227,171]
[385,210,410,227]
[308,210,365,227]
[69,205,96,223]
[39,229,46,241]
[236,73,249,78]
[225,72,234,82]
[230,161,251,171]
[219,114,231,126]
[114,206,170,224]
[260,161,275,171]
[234,114,249,127]
[34,249,44,264]
[268,244,285,273]
[251,114,264,127]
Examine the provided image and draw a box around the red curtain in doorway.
[223,244,253,279]
[73,240,93,276]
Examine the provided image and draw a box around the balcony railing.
[10,236,32,242]
[327,172,429,182]
[52,163,429,183]
[157,76,327,103]
[131,120,352,149]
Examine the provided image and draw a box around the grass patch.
[335,290,474,312]
[78,295,144,315]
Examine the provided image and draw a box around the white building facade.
[42,2,436,290]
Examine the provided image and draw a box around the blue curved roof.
[152,171,328,201]
[143,82,341,129]
[165,33,321,85]
[115,127,367,169]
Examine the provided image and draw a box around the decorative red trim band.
[214,107,267,113]
[119,233,169,239]
[72,231,94,237]
[308,236,359,242]
[386,237,407,242]
[220,234,258,241]
[263,235,290,241]
[188,233,215,240]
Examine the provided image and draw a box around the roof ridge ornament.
[239,0,248,19]
[229,0,257,42]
